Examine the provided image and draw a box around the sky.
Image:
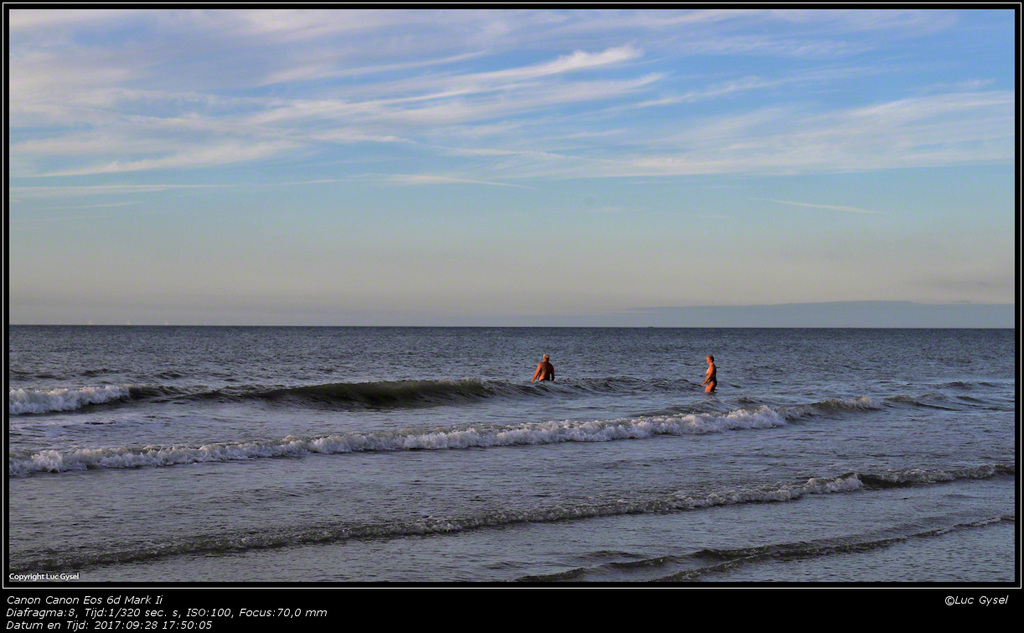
[6,7,1018,326]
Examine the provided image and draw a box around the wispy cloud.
[467,45,643,82]
[586,88,1015,178]
[9,183,232,198]
[258,51,486,86]
[26,140,299,177]
[8,8,140,32]
[386,174,534,189]
[759,198,881,214]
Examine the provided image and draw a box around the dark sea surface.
[6,326,1017,584]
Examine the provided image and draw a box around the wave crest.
[257,379,539,409]
[778,396,881,420]
[8,406,788,476]
[9,386,132,415]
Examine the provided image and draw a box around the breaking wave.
[9,386,134,415]
[8,393,927,477]
[8,404,790,476]
[7,377,665,415]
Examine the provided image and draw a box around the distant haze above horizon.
[7,9,1017,328]
[9,301,1014,329]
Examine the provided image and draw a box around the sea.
[6,325,1018,591]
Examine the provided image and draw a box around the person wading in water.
[532,354,555,382]
[702,355,717,393]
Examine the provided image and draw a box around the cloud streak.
[759,199,880,214]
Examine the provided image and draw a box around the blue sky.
[6,8,1017,326]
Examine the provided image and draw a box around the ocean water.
[6,326,1017,585]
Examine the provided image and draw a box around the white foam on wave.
[671,474,865,509]
[7,405,789,476]
[864,464,1004,486]
[8,386,132,415]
